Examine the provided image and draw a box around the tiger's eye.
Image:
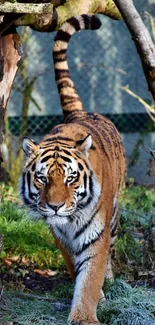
[39,176,47,183]
[67,175,73,182]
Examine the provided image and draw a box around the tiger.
[19,15,126,325]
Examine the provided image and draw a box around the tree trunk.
[113,0,155,101]
[0,31,22,166]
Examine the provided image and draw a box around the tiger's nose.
[48,202,64,212]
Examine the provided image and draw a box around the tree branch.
[0,1,122,33]
[122,85,155,122]
[0,2,53,14]
[113,0,155,101]
[56,0,121,27]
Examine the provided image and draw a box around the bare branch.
[113,0,155,101]
[0,2,53,14]
[122,85,155,122]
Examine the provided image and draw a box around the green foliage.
[0,182,18,200]
[120,184,155,213]
[116,184,155,272]
[0,186,64,270]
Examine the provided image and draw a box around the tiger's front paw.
[68,305,100,324]
[68,320,100,325]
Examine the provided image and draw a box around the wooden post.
[0,31,22,167]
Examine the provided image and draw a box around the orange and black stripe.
[53,15,101,118]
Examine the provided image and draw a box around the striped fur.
[19,15,126,325]
[53,15,101,116]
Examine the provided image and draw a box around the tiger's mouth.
[39,209,75,226]
[37,204,76,220]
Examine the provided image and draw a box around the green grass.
[0,290,69,325]
[0,182,154,274]
[98,280,155,325]
[1,280,155,325]
[0,184,64,271]
[0,183,155,324]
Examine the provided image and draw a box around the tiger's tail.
[53,15,101,118]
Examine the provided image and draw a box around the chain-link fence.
[7,0,154,117]
[6,114,155,136]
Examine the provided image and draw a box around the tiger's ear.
[22,137,38,156]
[76,134,92,156]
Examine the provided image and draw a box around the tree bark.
[0,0,122,33]
[113,0,155,101]
[0,32,22,165]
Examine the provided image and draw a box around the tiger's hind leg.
[99,252,114,304]
[99,251,114,304]
[105,204,118,281]
[98,289,106,304]
[105,251,114,281]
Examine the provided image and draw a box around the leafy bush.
[116,184,155,274]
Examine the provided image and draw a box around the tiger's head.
[19,134,100,225]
